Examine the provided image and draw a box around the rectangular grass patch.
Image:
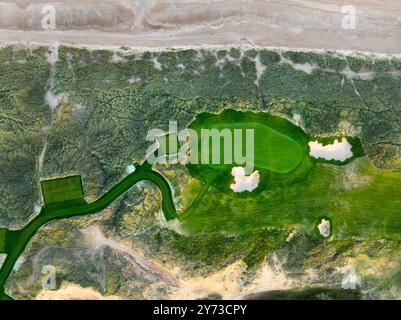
[41,175,84,205]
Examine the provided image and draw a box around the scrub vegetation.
[2,45,401,299]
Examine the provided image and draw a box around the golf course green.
[187,110,320,194]
[190,110,307,171]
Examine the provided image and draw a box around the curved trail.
[0,162,178,299]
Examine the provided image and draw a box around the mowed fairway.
[41,176,84,205]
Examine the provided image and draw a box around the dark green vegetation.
[2,45,401,299]
[0,162,177,298]
[0,229,5,252]
[41,175,84,205]
[0,46,50,227]
[0,230,20,254]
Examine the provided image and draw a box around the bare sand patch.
[36,282,120,300]
[169,260,291,300]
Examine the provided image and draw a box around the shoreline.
[1,38,401,59]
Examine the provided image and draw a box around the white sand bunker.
[230,167,260,193]
[308,138,353,162]
[318,219,331,238]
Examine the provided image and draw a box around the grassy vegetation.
[191,110,304,173]
[172,227,288,270]
[181,158,401,240]
[41,176,84,205]
[178,110,395,242]
[3,45,401,298]
[0,230,5,253]
[0,46,50,227]
[187,110,319,195]
[0,162,178,298]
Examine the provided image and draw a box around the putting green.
[200,121,303,173]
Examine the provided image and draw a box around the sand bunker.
[318,219,331,238]
[308,138,353,162]
[230,166,260,193]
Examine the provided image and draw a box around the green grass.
[181,158,401,240]
[0,230,19,254]
[186,110,317,195]
[179,110,401,240]
[199,121,303,173]
[41,176,84,205]
[190,110,307,172]
[0,230,5,253]
[0,162,179,298]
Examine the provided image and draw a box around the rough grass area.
[181,158,401,240]
[41,176,84,205]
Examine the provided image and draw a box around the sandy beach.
[0,0,400,53]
